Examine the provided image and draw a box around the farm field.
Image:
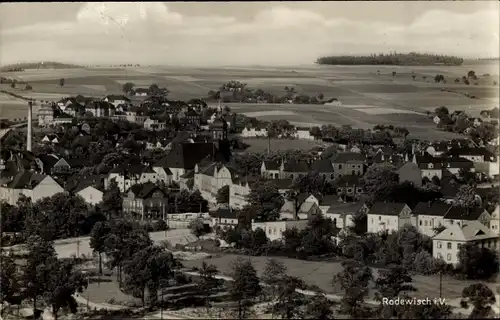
[0,63,497,137]
[183,253,499,302]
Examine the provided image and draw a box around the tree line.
[316,52,464,66]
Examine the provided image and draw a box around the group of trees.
[122,82,169,96]
[0,236,87,319]
[433,105,498,144]
[316,52,464,66]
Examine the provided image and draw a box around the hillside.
[316,52,464,66]
[0,61,84,71]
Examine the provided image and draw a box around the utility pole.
[76,240,80,259]
[439,271,443,298]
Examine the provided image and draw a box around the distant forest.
[0,61,84,71]
[316,52,464,66]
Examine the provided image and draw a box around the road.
[4,229,196,259]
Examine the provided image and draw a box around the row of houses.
[240,126,316,140]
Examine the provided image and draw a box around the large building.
[0,171,65,205]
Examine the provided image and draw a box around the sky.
[1,1,499,66]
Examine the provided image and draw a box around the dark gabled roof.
[416,154,442,169]
[412,201,452,216]
[310,159,335,172]
[66,174,104,193]
[210,117,227,129]
[127,183,167,199]
[332,152,366,163]
[210,207,238,219]
[198,162,239,178]
[185,108,199,117]
[283,160,310,172]
[444,207,486,220]
[263,160,281,171]
[4,171,46,189]
[318,194,339,206]
[369,202,408,216]
[442,157,474,169]
[432,141,450,152]
[158,142,218,170]
[336,174,363,186]
[38,154,61,172]
[445,147,494,158]
[327,202,365,214]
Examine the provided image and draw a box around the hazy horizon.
[1,2,499,66]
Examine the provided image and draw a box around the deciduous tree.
[90,221,111,275]
[229,258,262,319]
[461,283,496,319]
[304,293,334,320]
[216,185,230,204]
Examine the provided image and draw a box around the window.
[330,174,334,179]
[428,163,434,169]
[290,174,294,179]
[347,188,353,193]
[424,221,428,226]
[274,173,278,179]
[333,218,337,226]
[419,220,422,226]
[352,170,355,175]
[437,253,442,259]
[447,242,452,249]
[437,241,442,248]
[338,164,343,169]
[447,253,451,261]
[379,216,381,221]
[357,188,362,193]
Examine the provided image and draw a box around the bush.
[154,219,168,231]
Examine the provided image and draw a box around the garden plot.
[80,85,107,92]
[165,75,204,82]
[241,110,297,117]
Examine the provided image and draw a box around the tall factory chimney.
[27,101,32,152]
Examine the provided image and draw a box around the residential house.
[134,88,150,96]
[52,115,73,126]
[412,201,452,237]
[37,154,71,175]
[279,194,322,220]
[443,206,491,228]
[441,157,475,176]
[210,118,228,141]
[265,178,294,195]
[335,175,365,201]
[156,142,226,182]
[104,163,159,192]
[261,160,282,179]
[210,206,239,229]
[194,162,239,203]
[445,147,496,163]
[103,95,131,108]
[310,159,336,181]
[38,105,55,127]
[86,101,115,118]
[294,127,314,140]
[152,166,173,185]
[122,183,169,220]
[184,108,201,126]
[397,162,422,187]
[143,118,167,131]
[66,175,104,206]
[325,201,369,229]
[241,126,269,138]
[413,153,442,180]
[251,219,309,241]
[0,171,65,205]
[331,153,365,178]
[432,221,499,265]
[367,202,413,234]
[282,160,311,180]
[489,205,500,235]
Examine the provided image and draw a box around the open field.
[183,253,499,302]
[241,138,325,153]
[0,64,497,137]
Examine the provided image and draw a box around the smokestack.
[27,101,33,152]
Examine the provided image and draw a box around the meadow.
[0,63,497,140]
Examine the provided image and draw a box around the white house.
[0,172,65,205]
[76,186,104,206]
[294,128,314,140]
[144,118,167,131]
[240,127,268,138]
[251,219,309,241]
[442,207,491,229]
[152,166,173,185]
[326,202,369,230]
[432,221,499,265]
[210,206,239,229]
[104,164,159,192]
[103,95,130,108]
[41,135,59,144]
[367,202,414,234]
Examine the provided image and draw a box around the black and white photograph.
[0,1,499,319]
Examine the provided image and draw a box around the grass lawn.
[242,138,324,153]
[182,253,498,301]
